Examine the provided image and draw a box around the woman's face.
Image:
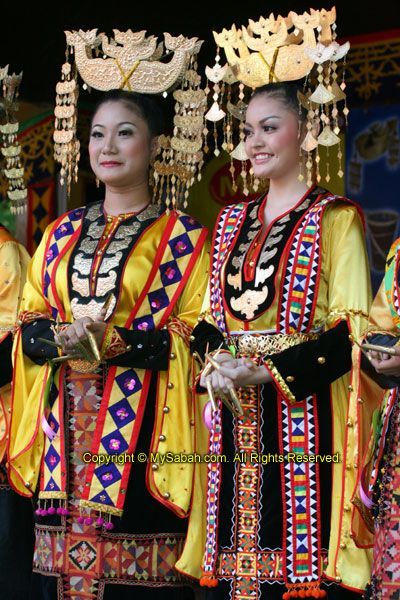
[89,100,154,187]
[244,94,302,180]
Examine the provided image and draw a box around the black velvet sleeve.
[189,320,228,361]
[21,319,58,365]
[267,320,352,401]
[106,327,171,370]
[0,333,13,386]
[22,321,172,370]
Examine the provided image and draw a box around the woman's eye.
[119,129,133,137]
[243,129,252,139]
[263,126,275,133]
[91,130,103,138]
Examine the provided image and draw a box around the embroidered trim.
[202,399,223,577]
[367,389,400,599]
[67,358,101,374]
[281,395,321,585]
[210,203,246,333]
[42,207,84,320]
[217,549,328,580]
[38,491,68,500]
[33,529,188,590]
[80,499,123,516]
[203,204,247,581]
[229,331,319,357]
[230,384,262,598]
[368,388,397,498]
[101,326,126,360]
[278,195,334,334]
[265,359,296,404]
[40,366,68,499]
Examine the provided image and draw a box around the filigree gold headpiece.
[205,6,350,191]
[0,66,27,213]
[54,29,205,209]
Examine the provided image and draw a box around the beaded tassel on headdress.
[204,7,350,193]
[54,55,80,196]
[53,29,206,210]
[153,46,206,211]
[0,66,28,214]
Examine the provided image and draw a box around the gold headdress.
[205,6,350,191]
[54,29,205,209]
[0,66,28,213]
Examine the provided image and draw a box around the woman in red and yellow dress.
[8,90,209,600]
[351,239,400,599]
[189,83,373,599]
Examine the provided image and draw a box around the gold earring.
[96,177,100,188]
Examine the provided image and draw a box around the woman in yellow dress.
[8,90,209,600]
[0,224,32,599]
[351,239,400,599]
[190,82,373,599]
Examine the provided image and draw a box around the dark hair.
[250,81,307,123]
[91,89,165,138]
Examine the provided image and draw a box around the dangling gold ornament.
[0,66,27,213]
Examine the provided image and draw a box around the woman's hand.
[218,358,272,389]
[201,355,271,394]
[56,308,107,355]
[368,346,400,377]
[200,352,233,391]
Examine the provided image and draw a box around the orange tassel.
[283,583,326,599]
[200,574,218,588]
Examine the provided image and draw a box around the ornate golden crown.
[0,65,27,213]
[204,6,350,191]
[54,29,205,209]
